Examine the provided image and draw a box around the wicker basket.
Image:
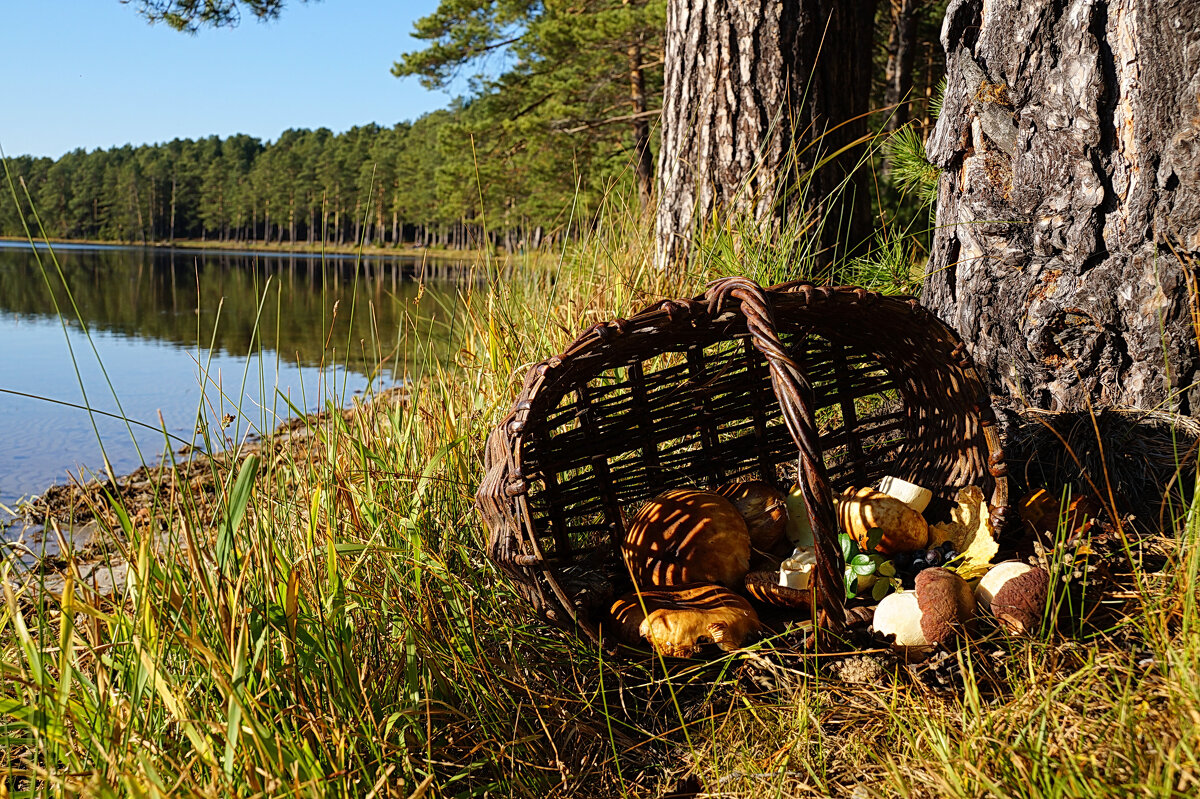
[476,277,1009,643]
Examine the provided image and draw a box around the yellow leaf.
[932,486,999,580]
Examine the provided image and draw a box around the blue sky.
[0,1,458,159]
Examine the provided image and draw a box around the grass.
[3,167,1200,799]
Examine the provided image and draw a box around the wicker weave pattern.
[476,278,1008,644]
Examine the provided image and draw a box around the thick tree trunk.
[654,0,877,270]
[924,0,1200,419]
[884,0,919,133]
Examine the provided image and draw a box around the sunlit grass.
[2,152,1199,799]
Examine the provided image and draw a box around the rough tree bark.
[924,0,1200,419]
[654,0,877,270]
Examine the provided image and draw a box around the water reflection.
[0,243,472,510]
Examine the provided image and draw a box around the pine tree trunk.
[628,37,655,212]
[884,0,919,133]
[654,0,877,270]
[924,0,1200,417]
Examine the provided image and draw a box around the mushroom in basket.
[715,480,788,553]
[621,488,751,588]
[609,584,761,658]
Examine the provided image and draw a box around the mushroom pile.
[610,481,787,657]
[608,475,1051,660]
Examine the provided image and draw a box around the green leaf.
[852,562,877,576]
[839,533,853,561]
[877,561,897,578]
[216,454,259,577]
[850,554,872,567]
[872,579,892,601]
[865,527,885,552]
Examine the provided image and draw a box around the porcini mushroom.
[877,476,933,513]
[836,487,930,554]
[872,567,975,656]
[609,584,761,657]
[622,489,751,587]
[743,570,811,609]
[975,560,1049,635]
[716,480,788,551]
[778,546,817,590]
[785,484,815,547]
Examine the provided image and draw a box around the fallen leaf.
[930,486,998,580]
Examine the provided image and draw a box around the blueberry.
[911,557,928,572]
[925,550,943,567]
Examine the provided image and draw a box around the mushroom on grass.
[622,489,751,587]
[976,560,1049,635]
[872,567,975,656]
[609,584,761,658]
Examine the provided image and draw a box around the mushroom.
[836,487,929,554]
[622,489,751,588]
[743,570,811,609]
[975,560,1049,635]
[872,567,975,655]
[877,476,933,513]
[784,484,815,547]
[778,546,817,590]
[609,584,761,657]
[716,480,788,552]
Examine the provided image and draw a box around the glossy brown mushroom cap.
[622,489,751,587]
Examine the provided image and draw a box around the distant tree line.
[3,0,947,254]
[0,107,626,251]
[3,1,671,252]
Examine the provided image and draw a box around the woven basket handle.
[705,277,846,632]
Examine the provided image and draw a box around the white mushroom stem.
[785,485,815,547]
[873,591,928,648]
[779,546,816,589]
[878,476,933,513]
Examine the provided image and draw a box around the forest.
[1,0,941,252]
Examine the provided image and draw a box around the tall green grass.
[2,145,1199,799]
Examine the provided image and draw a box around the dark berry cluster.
[891,541,960,588]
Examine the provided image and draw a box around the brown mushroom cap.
[836,487,930,554]
[609,584,761,658]
[622,489,751,587]
[981,563,1049,635]
[716,480,788,552]
[914,567,976,646]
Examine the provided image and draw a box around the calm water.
[0,242,473,514]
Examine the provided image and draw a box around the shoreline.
[0,235,493,261]
[4,386,409,596]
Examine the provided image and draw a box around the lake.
[0,241,474,522]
